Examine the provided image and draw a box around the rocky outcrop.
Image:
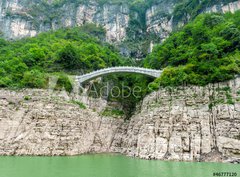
[145,0,240,42]
[145,1,175,41]
[0,0,129,42]
[1,0,240,43]
[0,89,124,155]
[121,78,240,162]
[206,0,240,13]
[0,78,240,162]
[74,2,129,42]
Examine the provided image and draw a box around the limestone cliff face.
[145,0,175,41]
[120,78,240,162]
[0,78,240,162]
[0,89,124,155]
[145,0,240,42]
[206,0,240,13]
[0,0,129,42]
[1,0,240,43]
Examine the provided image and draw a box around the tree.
[57,44,82,70]
[22,69,47,88]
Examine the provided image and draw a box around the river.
[0,154,239,177]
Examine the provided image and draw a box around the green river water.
[0,154,239,177]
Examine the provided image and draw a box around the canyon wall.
[120,78,240,162]
[0,89,123,155]
[206,0,240,13]
[0,0,129,42]
[1,0,240,43]
[0,78,240,162]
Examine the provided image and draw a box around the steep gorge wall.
[1,0,240,43]
[0,78,240,162]
[0,89,124,155]
[120,78,240,162]
[0,0,129,42]
[146,0,240,41]
[206,0,240,13]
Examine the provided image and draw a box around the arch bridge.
[76,66,162,84]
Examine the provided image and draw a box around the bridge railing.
[76,67,162,83]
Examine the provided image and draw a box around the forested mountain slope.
[0,24,127,89]
[1,0,240,57]
[145,12,240,88]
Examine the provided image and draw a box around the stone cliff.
[0,89,123,155]
[120,78,240,162]
[0,78,240,162]
[1,0,240,43]
[0,0,129,42]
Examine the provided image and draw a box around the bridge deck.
[76,66,162,83]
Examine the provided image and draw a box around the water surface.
[0,154,239,177]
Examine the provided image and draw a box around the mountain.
[1,0,240,117]
[145,12,240,87]
[1,0,240,58]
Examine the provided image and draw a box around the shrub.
[53,73,73,93]
[21,69,47,88]
[101,108,124,117]
[145,12,240,87]
[24,95,32,101]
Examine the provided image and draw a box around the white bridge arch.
[76,66,162,83]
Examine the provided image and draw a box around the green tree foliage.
[57,44,82,70]
[144,12,240,87]
[0,24,125,88]
[0,23,147,118]
[88,73,154,118]
[54,73,74,93]
[21,69,47,88]
[173,0,238,22]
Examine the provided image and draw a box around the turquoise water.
[0,154,239,177]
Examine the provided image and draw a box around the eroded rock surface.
[0,0,129,42]
[1,0,240,43]
[121,78,240,162]
[0,89,124,155]
[0,78,240,162]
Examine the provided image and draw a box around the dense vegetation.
[24,0,164,58]
[173,0,238,22]
[1,1,240,117]
[0,24,127,89]
[119,0,165,58]
[0,23,147,118]
[144,12,240,87]
[90,74,153,117]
